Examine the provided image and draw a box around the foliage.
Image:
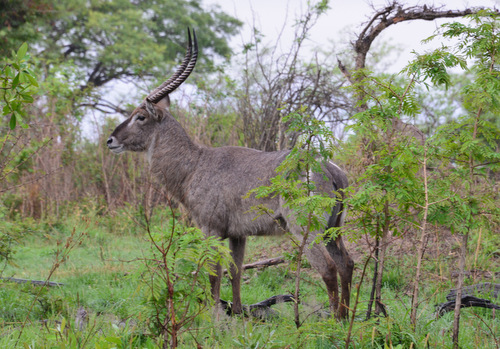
[232,322,283,348]
[0,42,38,129]
[1,0,241,93]
[344,82,424,238]
[250,107,338,232]
[248,106,341,326]
[409,12,500,345]
[342,8,500,346]
[0,206,36,272]
[0,205,497,348]
[140,205,232,347]
[0,2,498,349]
[341,67,426,326]
[0,0,55,55]
[405,8,500,252]
[0,42,39,267]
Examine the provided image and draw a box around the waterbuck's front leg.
[229,237,246,314]
[204,227,223,314]
[209,262,222,308]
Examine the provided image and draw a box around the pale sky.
[206,0,500,71]
[85,0,500,139]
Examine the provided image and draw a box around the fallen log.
[222,256,286,275]
[1,277,64,287]
[436,296,500,316]
[220,294,295,317]
[436,283,500,317]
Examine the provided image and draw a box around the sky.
[87,0,500,138]
[205,0,500,72]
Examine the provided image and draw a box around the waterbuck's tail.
[324,162,350,267]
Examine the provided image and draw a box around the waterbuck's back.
[181,145,344,239]
[179,146,287,238]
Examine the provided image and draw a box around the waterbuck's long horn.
[146,28,198,104]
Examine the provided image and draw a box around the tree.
[0,42,39,266]
[339,2,475,75]
[0,0,56,55]
[0,42,38,129]
[335,1,490,321]
[0,0,243,216]
[407,10,500,346]
[2,0,242,115]
[343,70,424,319]
[234,1,353,151]
[337,1,483,135]
[248,107,345,323]
[342,8,499,346]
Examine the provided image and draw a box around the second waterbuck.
[107,29,354,318]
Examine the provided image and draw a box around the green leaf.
[4,65,11,77]
[9,113,17,129]
[25,72,39,87]
[21,94,34,103]
[2,104,11,115]
[17,42,28,61]
[12,73,20,89]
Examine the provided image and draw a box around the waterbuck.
[107,29,354,318]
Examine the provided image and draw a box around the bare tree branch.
[79,100,131,117]
[339,2,483,77]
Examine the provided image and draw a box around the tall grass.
[0,206,498,348]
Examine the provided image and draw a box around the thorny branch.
[340,2,480,74]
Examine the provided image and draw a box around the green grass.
[0,209,498,348]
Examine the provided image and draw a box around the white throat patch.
[147,133,157,164]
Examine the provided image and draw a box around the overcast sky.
[89,1,500,138]
[206,0,500,71]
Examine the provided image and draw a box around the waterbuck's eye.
[137,115,146,121]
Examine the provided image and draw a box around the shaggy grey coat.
[108,97,353,317]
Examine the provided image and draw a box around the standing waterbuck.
[107,29,354,318]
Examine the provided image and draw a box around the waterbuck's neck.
[148,116,201,201]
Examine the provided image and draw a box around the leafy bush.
[139,208,232,347]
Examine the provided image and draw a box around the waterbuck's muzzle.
[107,136,124,154]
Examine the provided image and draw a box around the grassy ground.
[0,207,498,348]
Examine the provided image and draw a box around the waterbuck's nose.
[107,137,114,147]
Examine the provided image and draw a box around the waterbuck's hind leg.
[229,237,246,314]
[298,240,341,315]
[325,237,354,318]
[321,264,340,314]
[285,217,340,316]
[324,199,354,319]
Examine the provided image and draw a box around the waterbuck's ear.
[156,95,170,110]
[145,100,161,121]
[145,96,170,121]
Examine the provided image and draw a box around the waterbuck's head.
[107,29,198,154]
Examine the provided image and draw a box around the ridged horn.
[146,28,198,103]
